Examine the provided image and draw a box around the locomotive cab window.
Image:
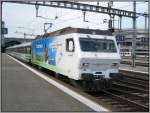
[66,38,75,52]
[79,38,117,52]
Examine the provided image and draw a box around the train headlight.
[82,63,89,67]
[111,63,119,67]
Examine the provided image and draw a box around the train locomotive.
[6,27,121,91]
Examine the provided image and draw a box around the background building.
[115,29,149,56]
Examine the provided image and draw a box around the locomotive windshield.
[79,38,117,52]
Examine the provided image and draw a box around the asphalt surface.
[2,53,93,112]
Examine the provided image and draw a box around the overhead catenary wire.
[19,1,148,37]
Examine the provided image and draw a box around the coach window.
[66,38,75,52]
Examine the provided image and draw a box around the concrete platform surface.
[2,53,93,112]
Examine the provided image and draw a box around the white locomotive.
[6,27,121,91]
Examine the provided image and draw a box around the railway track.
[119,75,149,86]
[113,73,149,91]
[87,71,149,112]
[88,86,148,111]
[103,89,149,111]
[114,75,149,90]
[121,58,149,67]
[119,69,149,80]
[120,60,148,67]
[88,90,148,112]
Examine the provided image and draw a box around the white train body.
[6,27,121,91]
[54,33,121,80]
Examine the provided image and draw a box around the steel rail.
[113,82,149,94]
[111,88,149,103]
[103,90,149,111]
[119,70,149,80]
[115,79,149,89]
[120,60,149,67]
[119,75,149,86]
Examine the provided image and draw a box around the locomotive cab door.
[66,38,75,56]
[64,38,77,79]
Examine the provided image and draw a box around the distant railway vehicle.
[6,42,31,62]
[120,48,149,58]
[120,49,132,57]
[6,27,121,91]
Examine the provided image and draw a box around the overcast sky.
[2,1,148,38]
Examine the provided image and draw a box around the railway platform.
[2,53,94,112]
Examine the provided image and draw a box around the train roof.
[6,42,31,49]
[35,27,113,39]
